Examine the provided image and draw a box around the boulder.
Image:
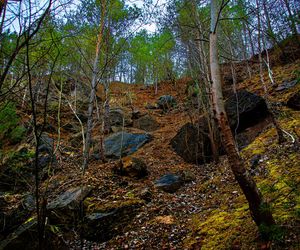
[112,157,148,179]
[171,91,270,164]
[225,90,269,132]
[157,95,177,110]
[104,132,152,159]
[154,174,183,193]
[133,114,160,132]
[170,121,216,164]
[109,109,132,127]
[47,186,92,226]
[287,90,300,110]
[82,199,144,242]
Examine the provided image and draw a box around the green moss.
[184,206,256,250]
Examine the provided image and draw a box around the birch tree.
[82,0,107,171]
[209,0,275,228]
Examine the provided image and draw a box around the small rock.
[250,154,262,169]
[275,79,298,91]
[139,188,152,202]
[157,95,177,111]
[178,170,196,183]
[133,114,160,132]
[145,103,157,109]
[154,174,183,193]
[112,157,148,179]
[38,133,54,154]
[131,110,142,119]
[109,109,132,127]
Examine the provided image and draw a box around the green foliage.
[0,102,26,146]
[129,29,175,83]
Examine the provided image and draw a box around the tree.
[209,0,275,228]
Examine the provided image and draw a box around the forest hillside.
[0,0,299,249]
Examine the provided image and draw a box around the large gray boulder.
[170,121,215,164]
[171,90,270,164]
[104,132,152,159]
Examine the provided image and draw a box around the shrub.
[0,102,26,146]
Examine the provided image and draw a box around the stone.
[139,188,152,202]
[111,126,123,133]
[225,90,269,132]
[38,133,54,154]
[104,132,152,159]
[145,103,157,109]
[109,109,132,127]
[133,115,160,132]
[132,109,142,119]
[178,170,196,183]
[170,121,216,164]
[250,154,262,169]
[113,157,148,179]
[82,199,144,242]
[47,186,92,226]
[157,95,177,110]
[154,174,183,193]
[275,79,298,91]
[287,90,300,110]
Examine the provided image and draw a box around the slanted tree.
[209,0,275,228]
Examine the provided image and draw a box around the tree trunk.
[209,0,275,228]
[82,0,106,171]
[256,0,285,144]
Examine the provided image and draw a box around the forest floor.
[1,49,300,249]
[41,59,300,249]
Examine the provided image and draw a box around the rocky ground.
[0,54,300,249]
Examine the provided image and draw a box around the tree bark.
[82,0,106,171]
[209,0,275,227]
